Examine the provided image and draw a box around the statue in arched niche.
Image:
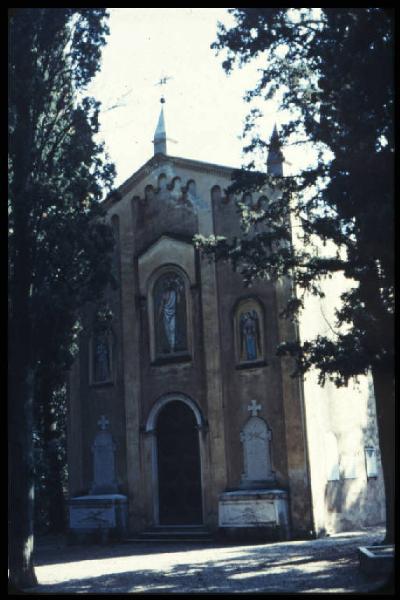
[240,309,261,361]
[93,330,111,382]
[154,272,188,355]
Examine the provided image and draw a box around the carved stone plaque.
[218,489,290,539]
[70,505,116,529]
[69,494,128,533]
[219,499,276,527]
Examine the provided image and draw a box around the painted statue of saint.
[155,274,187,354]
[240,309,261,361]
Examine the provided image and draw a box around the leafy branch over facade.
[196,7,394,541]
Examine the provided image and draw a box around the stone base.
[218,489,290,542]
[68,494,128,543]
[239,478,277,490]
[358,545,394,578]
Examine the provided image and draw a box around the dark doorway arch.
[156,400,203,525]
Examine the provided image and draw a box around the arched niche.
[145,184,155,201]
[234,297,265,367]
[211,185,221,203]
[170,176,182,195]
[89,325,114,385]
[157,173,167,192]
[147,264,193,363]
[186,179,197,198]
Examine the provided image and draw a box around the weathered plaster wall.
[298,271,386,534]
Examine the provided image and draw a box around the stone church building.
[67,101,385,540]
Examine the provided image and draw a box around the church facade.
[67,104,385,539]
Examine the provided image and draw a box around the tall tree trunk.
[8,362,38,589]
[8,212,38,588]
[371,365,395,544]
[41,381,66,533]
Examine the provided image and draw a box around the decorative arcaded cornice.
[102,154,238,210]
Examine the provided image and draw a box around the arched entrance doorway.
[156,400,203,525]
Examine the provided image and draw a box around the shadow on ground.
[33,528,385,566]
[31,529,391,594]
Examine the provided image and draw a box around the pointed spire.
[267,123,284,176]
[153,97,167,155]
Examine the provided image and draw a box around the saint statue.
[240,309,261,361]
[155,273,187,354]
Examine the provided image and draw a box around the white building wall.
[298,269,385,534]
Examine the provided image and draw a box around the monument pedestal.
[218,489,290,542]
[69,494,128,543]
[68,416,128,543]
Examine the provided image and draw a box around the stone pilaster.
[117,200,144,533]
[197,202,228,527]
[274,275,314,537]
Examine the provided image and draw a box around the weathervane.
[155,75,173,104]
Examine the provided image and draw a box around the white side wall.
[298,271,385,534]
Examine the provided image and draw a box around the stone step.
[125,538,214,543]
[124,525,214,543]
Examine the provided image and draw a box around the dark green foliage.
[8,8,115,586]
[34,386,68,535]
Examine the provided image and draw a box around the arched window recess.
[234,297,267,369]
[147,264,193,365]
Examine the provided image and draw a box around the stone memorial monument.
[219,400,290,541]
[69,416,128,542]
[240,400,275,488]
[90,415,119,494]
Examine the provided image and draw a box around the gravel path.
[28,526,392,594]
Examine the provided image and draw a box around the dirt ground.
[18,526,393,594]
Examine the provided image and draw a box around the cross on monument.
[248,400,262,417]
[97,415,110,431]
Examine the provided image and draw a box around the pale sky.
[87,8,306,188]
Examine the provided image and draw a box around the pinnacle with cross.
[97,415,110,431]
[247,400,262,417]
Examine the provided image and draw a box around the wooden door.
[157,401,202,525]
